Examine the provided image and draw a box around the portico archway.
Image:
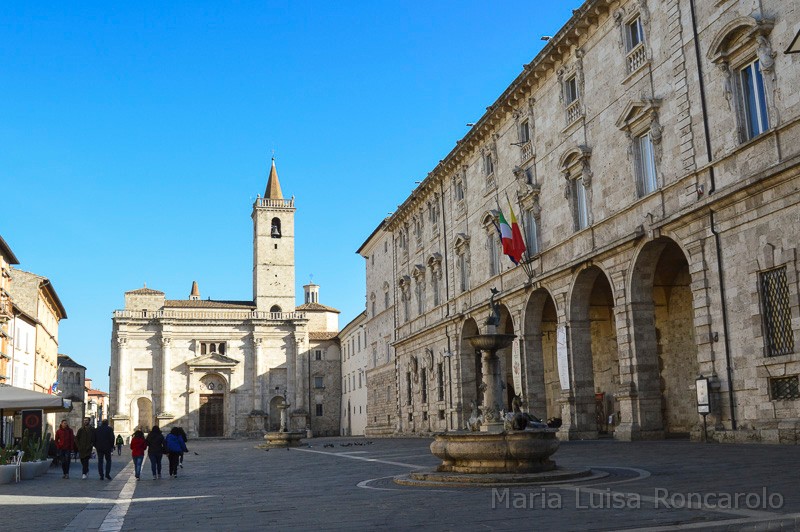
[523,289,560,420]
[458,318,481,419]
[631,237,698,437]
[570,266,621,438]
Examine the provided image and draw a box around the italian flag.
[500,201,526,265]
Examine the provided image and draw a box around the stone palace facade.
[360,0,800,443]
[109,161,342,438]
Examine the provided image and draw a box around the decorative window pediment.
[615,98,661,133]
[708,17,774,64]
[708,16,777,142]
[560,146,593,231]
[426,253,443,269]
[617,99,662,198]
[453,233,470,253]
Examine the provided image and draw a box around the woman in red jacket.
[55,419,76,479]
[130,430,147,480]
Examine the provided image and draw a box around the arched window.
[708,17,777,143]
[560,147,593,231]
[271,217,282,238]
[270,305,282,313]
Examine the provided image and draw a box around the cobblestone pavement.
[1,437,799,531]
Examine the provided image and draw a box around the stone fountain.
[396,289,591,486]
[261,390,305,449]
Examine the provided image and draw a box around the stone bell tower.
[252,158,296,312]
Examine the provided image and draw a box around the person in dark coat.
[176,426,188,468]
[75,418,96,479]
[145,426,165,479]
[55,419,76,479]
[165,427,188,478]
[93,419,115,480]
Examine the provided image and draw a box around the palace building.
[109,160,342,438]
[359,0,800,443]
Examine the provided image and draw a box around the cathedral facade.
[109,161,342,438]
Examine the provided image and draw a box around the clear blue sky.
[0,2,576,392]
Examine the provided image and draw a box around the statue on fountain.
[279,391,290,433]
[487,287,501,328]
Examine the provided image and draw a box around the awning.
[0,383,72,413]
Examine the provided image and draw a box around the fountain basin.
[431,429,559,474]
[464,333,516,352]
[263,431,305,448]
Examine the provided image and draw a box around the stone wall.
[356,0,800,443]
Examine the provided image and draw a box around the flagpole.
[506,191,536,283]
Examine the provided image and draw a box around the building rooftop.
[125,286,165,296]
[296,302,340,313]
[309,331,339,341]
[58,354,86,370]
[165,299,256,309]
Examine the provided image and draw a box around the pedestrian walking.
[55,419,76,479]
[115,434,124,455]
[165,427,188,478]
[75,418,95,480]
[94,419,115,480]
[145,425,165,479]
[130,430,147,480]
[176,426,188,468]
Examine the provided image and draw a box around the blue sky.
[0,2,576,391]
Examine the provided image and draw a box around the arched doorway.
[199,374,226,437]
[631,238,698,437]
[268,395,283,431]
[570,266,620,437]
[496,304,517,411]
[523,289,560,420]
[135,397,153,432]
[458,318,481,422]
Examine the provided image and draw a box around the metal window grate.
[770,376,800,400]
[760,267,794,357]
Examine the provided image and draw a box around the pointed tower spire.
[189,280,200,301]
[264,157,283,199]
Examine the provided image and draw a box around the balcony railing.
[627,43,647,74]
[520,141,533,162]
[113,309,307,321]
[566,100,581,125]
[255,197,294,208]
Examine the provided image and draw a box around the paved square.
[1,438,799,530]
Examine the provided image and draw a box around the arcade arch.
[630,237,699,436]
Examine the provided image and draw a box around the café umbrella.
[0,383,72,447]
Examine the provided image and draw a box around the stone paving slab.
[1,438,799,531]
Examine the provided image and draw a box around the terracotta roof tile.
[296,302,340,313]
[309,332,339,341]
[126,287,165,295]
[164,299,255,309]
